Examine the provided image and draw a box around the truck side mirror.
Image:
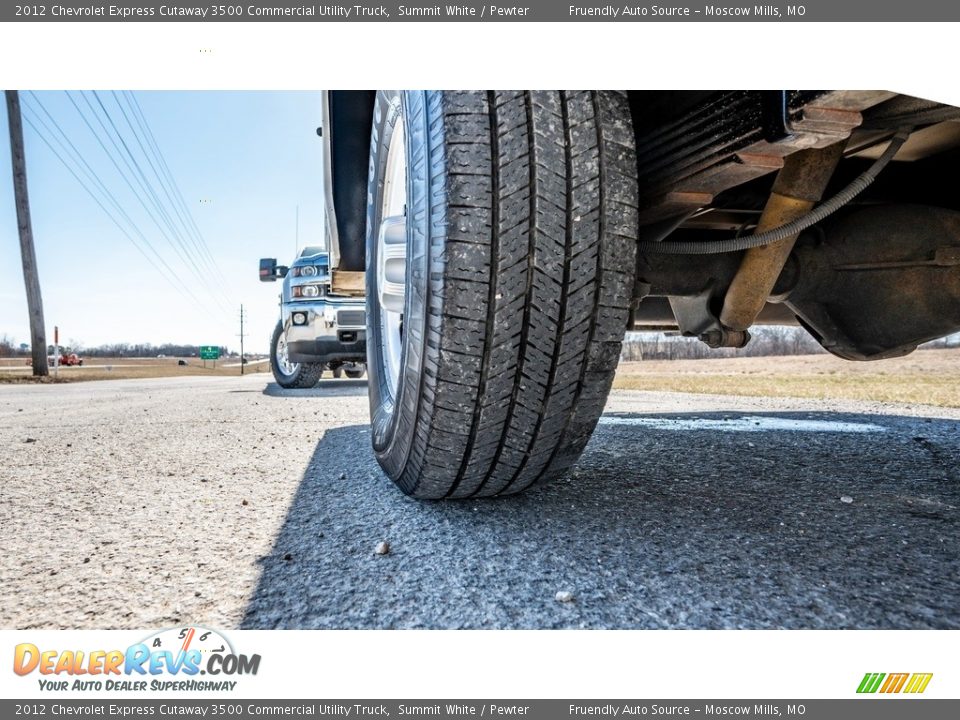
[259,258,288,282]
[259,258,277,282]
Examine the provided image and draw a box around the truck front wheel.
[270,321,323,389]
[365,91,638,499]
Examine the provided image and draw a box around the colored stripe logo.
[857,672,933,694]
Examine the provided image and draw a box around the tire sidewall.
[270,320,303,388]
[366,90,433,487]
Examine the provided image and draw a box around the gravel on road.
[1,374,957,629]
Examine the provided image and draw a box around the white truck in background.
[259,247,366,388]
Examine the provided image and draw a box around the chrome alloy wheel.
[376,112,408,397]
[275,330,299,376]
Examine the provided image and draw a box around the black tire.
[366,91,638,499]
[270,321,324,389]
[345,368,365,379]
[332,365,344,379]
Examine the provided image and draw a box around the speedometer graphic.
[140,626,234,659]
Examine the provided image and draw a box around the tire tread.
[383,91,637,499]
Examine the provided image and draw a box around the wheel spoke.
[377,215,407,314]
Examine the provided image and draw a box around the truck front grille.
[337,309,365,328]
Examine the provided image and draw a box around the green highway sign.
[200,346,220,360]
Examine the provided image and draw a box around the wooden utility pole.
[6,90,48,376]
[239,304,245,375]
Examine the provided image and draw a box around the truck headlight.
[292,265,324,277]
[292,312,308,326]
[293,285,321,298]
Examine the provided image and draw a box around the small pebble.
[555,591,574,603]
[241,499,249,506]
[841,496,854,504]
[374,541,390,555]
[339,473,347,480]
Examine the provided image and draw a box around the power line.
[32,91,227,316]
[65,93,201,271]
[88,90,233,313]
[26,94,158,244]
[112,90,228,292]
[85,93,200,268]
[62,90,233,317]
[19,106,222,322]
[122,91,230,290]
[21,108,218,319]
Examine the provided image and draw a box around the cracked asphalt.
[1,374,957,629]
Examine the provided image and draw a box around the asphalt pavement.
[1,374,957,629]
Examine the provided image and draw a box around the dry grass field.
[4,349,958,408]
[0,356,270,383]
[614,348,960,408]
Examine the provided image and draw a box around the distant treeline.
[621,327,960,361]
[3,331,958,361]
[0,336,233,358]
[77,343,234,358]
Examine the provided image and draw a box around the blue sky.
[0,91,327,353]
